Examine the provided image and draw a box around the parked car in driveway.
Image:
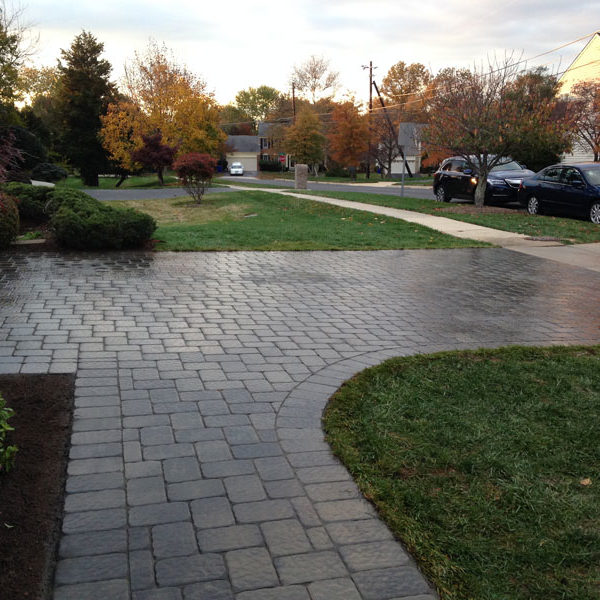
[519,163,600,224]
[433,157,535,203]
[229,162,244,175]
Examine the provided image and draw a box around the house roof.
[558,31,600,94]
[397,122,424,155]
[227,135,259,152]
[258,120,292,137]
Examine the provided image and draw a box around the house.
[389,122,425,176]
[559,31,600,163]
[225,135,259,174]
[258,121,293,168]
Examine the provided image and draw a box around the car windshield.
[232,164,242,168]
[490,161,523,172]
[581,167,600,185]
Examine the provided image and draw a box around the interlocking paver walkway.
[1,249,599,600]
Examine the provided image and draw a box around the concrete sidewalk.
[231,186,600,272]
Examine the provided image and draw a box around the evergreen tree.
[57,31,115,186]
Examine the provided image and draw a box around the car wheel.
[527,195,541,215]
[590,202,600,224]
[436,186,450,202]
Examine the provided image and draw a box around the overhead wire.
[218,31,598,127]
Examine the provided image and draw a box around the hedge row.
[0,184,156,250]
[0,193,19,250]
[52,194,156,250]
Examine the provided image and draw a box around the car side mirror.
[573,179,585,188]
[463,168,473,175]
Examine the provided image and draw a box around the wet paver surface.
[1,248,599,600]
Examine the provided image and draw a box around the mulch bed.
[0,374,75,600]
[430,204,525,215]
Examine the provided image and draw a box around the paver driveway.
[1,248,599,600]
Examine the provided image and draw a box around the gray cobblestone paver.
[1,250,598,599]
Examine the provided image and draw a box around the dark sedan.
[433,157,535,203]
[519,163,600,224]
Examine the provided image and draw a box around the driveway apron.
[1,249,599,600]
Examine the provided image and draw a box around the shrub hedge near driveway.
[0,192,19,249]
[51,192,156,250]
[0,183,156,250]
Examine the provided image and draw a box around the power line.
[219,32,599,128]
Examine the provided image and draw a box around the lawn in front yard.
[112,190,489,251]
[323,345,600,600]
[295,191,600,244]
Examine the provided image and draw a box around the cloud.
[21,0,600,104]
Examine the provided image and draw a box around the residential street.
[219,175,438,200]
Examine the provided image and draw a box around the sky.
[15,0,600,106]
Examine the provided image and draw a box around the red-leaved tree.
[569,80,600,162]
[327,101,368,179]
[0,130,23,182]
[173,153,217,203]
[131,132,177,185]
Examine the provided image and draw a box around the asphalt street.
[219,174,437,199]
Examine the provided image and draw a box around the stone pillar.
[295,164,308,189]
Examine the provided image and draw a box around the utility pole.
[362,61,375,179]
[372,79,413,178]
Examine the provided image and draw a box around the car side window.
[442,161,453,172]
[454,161,468,172]
[561,167,584,185]
[542,167,561,183]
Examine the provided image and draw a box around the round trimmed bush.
[31,163,68,183]
[0,193,20,249]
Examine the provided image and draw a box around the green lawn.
[56,173,180,190]
[323,345,600,600]
[293,191,600,244]
[112,190,489,251]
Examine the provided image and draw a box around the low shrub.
[0,192,19,249]
[325,165,350,178]
[31,162,68,183]
[51,193,156,250]
[259,159,288,172]
[0,182,51,222]
[45,188,93,216]
[0,393,18,473]
[173,153,217,203]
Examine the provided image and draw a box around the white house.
[559,31,600,163]
[389,123,425,176]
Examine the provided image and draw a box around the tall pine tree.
[57,31,115,186]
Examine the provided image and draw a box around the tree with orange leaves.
[326,100,369,179]
[100,40,225,176]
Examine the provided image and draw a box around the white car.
[229,162,244,176]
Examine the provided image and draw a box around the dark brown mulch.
[430,204,525,215]
[0,374,75,600]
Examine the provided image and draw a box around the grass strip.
[323,345,600,600]
[294,191,600,244]
[112,190,489,251]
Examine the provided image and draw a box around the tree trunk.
[474,179,487,208]
[157,168,164,185]
[115,174,128,187]
[82,169,99,187]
